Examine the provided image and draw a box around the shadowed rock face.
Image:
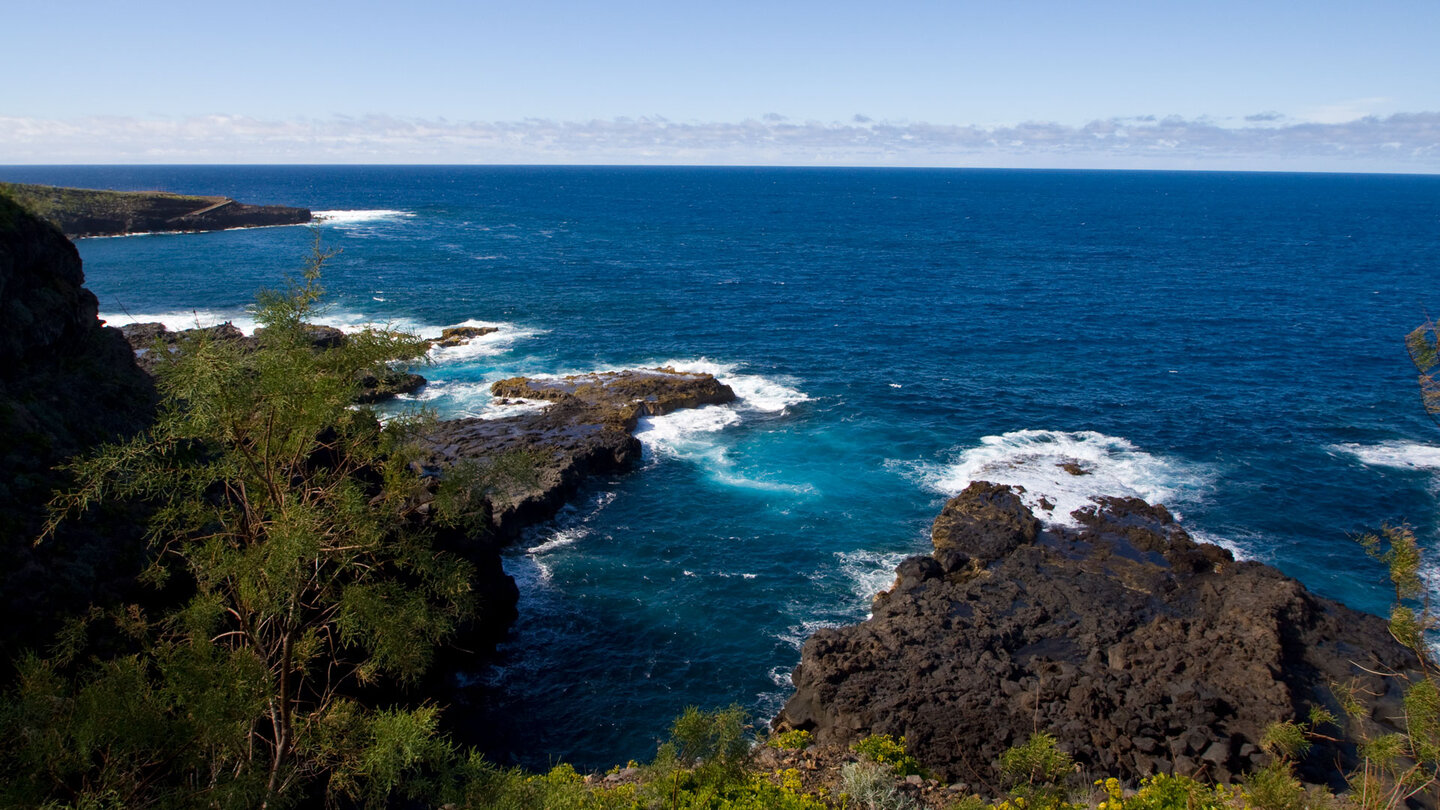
[776,481,1420,791]
[427,369,736,537]
[0,196,157,656]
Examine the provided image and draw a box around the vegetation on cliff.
[0,181,311,238]
[1,253,486,808]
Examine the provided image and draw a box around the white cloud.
[1300,97,1393,125]
[1,112,1437,172]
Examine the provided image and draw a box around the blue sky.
[3,0,1438,170]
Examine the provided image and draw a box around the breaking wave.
[905,429,1211,526]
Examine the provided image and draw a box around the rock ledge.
[776,481,1420,790]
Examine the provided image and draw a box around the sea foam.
[1331,441,1440,471]
[101,309,538,367]
[631,359,812,493]
[834,548,911,609]
[422,319,545,365]
[312,209,414,225]
[100,308,262,335]
[632,357,809,455]
[907,429,1210,527]
[655,358,811,415]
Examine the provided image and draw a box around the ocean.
[4,164,1439,768]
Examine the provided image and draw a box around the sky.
[3,0,1438,171]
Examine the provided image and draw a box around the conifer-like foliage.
[1339,524,1439,809]
[2,247,476,808]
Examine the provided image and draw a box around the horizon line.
[3,163,1438,178]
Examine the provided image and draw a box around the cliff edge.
[0,195,157,658]
[0,182,311,238]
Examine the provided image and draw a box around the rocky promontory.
[776,481,1422,791]
[0,182,311,238]
[427,369,737,537]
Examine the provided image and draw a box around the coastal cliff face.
[0,196,157,656]
[776,481,1420,790]
[0,182,311,238]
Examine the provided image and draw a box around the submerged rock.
[775,481,1421,791]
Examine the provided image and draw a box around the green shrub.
[768,729,814,751]
[998,733,1076,810]
[1116,774,1235,810]
[852,733,924,776]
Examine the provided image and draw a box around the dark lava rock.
[434,325,499,347]
[254,323,347,349]
[121,320,254,373]
[930,481,1041,564]
[0,195,157,656]
[355,369,427,404]
[775,483,1422,792]
[427,369,736,537]
[489,367,738,418]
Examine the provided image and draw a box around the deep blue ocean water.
[5,165,1440,768]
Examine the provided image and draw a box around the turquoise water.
[5,165,1440,767]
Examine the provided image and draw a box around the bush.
[852,733,924,777]
[2,246,470,809]
[768,729,814,751]
[841,760,919,810]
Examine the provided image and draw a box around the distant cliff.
[0,181,310,238]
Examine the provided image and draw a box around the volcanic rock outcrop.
[433,325,498,347]
[776,481,1420,791]
[426,369,737,537]
[0,195,157,656]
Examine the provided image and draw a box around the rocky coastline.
[0,181,311,238]
[2,191,739,667]
[113,323,739,655]
[429,369,736,537]
[2,191,1432,801]
[775,481,1423,793]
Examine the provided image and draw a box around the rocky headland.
[0,181,311,238]
[775,481,1422,793]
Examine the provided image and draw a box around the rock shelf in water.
[426,369,737,537]
[775,481,1422,791]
